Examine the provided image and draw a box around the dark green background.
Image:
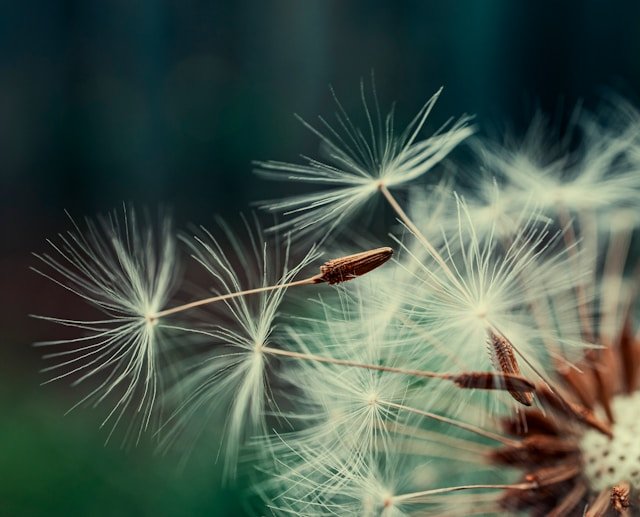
[2,1,640,515]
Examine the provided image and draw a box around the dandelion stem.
[261,346,534,395]
[378,183,463,290]
[600,224,631,343]
[151,247,393,319]
[390,482,536,503]
[152,277,319,319]
[551,210,614,420]
[262,346,452,378]
[557,207,594,342]
[380,400,519,446]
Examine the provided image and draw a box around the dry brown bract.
[492,316,640,516]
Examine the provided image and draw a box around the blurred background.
[2,1,640,515]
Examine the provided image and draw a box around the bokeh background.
[2,1,640,515]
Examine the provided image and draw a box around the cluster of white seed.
[581,391,640,492]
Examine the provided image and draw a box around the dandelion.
[261,268,638,515]
[31,207,178,441]
[473,161,640,514]
[256,78,474,242]
[264,344,413,491]
[32,84,640,517]
[156,223,317,475]
[318,180,638,515]
[392,196,592,413]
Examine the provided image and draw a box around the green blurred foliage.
[1,383,250,516]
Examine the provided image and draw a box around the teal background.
[2,1,640,515]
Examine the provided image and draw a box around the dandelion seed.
[32,207,178,441]
[392,196,590,414]
[150,246,394,319]
[159,222,394,477]
[317,246,393,285]
[256,78,473,242]
[157,221,320,476]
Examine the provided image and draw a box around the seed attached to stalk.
[487,330,534,406]
[152,247,394,319]
[263,345,534,397]
[314,247,394,285]
[451,372,535,395]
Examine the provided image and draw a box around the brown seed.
[487,330,534,406]
[315,247,393,285]
[452,372,535,394]
[611,482,631,513]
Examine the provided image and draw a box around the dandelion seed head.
[282,351,408,458]
[398,198,588,375]
[257,300,417,488]
[256,80,473,242]
[32,206,178,441]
